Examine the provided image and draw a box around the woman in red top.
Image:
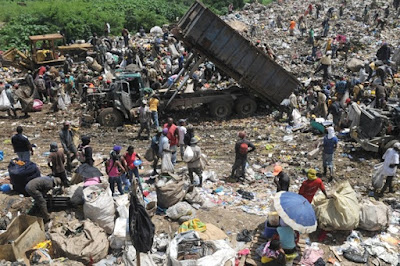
[122,146,143,193]
[163,117,179,165]
[299,169,330,203]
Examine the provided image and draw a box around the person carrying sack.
[187,137,203,187]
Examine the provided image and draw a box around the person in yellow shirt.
[149,95,160,128]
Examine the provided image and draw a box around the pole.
[137,252,141,266]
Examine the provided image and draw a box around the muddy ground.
[0,103,397,265]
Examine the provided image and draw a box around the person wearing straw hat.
[299,169,330,203]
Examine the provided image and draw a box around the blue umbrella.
[272,191,317,233]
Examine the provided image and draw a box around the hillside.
[0,0,254,50]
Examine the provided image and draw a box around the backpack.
[239,142,249,155]
[77,145,89,163]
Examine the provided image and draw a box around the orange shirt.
[289,21,296,30]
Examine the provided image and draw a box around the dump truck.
[88,0,300,127]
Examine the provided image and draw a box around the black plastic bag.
[129,192,155,253]
[8,160,41,195]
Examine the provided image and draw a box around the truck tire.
[210,101,232,119]
[235,97,257,117]
[98,108,124,127]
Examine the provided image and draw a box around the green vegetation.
[0,0,262,50]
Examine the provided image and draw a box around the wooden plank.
[329,247,342,262]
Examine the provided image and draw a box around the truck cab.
[97,71,147,127]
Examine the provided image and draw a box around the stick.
[137,251,141,266]
[329,246,342,262]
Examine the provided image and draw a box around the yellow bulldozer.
[1,33,93,70]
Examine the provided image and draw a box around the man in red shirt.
[299,169,330,203]
[123,146,142,193]
[163,117,179,165]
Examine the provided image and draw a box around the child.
[261,239,286,265]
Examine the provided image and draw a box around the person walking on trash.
[378,142,400,196]
[47,142,69,187]
[187,137,203,187]
[322,126,338,181]
[59,121,77,172]
[11,126,34,161]
[105,145,126,196]
[230,132,255,181]
[299,169,331,203]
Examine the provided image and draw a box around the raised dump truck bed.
[175,0,300,105]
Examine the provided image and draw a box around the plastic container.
[133,159,142,166]
[268,211,280,226]
[0,150,3,161]
[263,220,278,239]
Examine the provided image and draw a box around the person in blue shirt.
[277,219,297,265]
[323,126,338,181]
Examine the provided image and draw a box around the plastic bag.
[168,232,235,266]
[83,183,115,234]
[144,147,154,162]
[166,202,196,222]
[372,163,384,189]
[200,153,208,170]
[57,95,66,110]
[161,152,174,173]
[109,217,128,249]
[32,99,43,111]
[183,146,194,162]
[0,90,11,111]
[64,93,71,106]
[313,181,360,231]
[359,200,390,231]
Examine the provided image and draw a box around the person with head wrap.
[77,135,94,166]
[379,142,400,195]
[322,126,338,181]
[105,145,125,196]
[230,131,256,180]
[47,142,69,186]
[299,169,330,203]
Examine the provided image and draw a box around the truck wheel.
[235,97,257,117]
[210,101,232,119]
[98,108,124,127]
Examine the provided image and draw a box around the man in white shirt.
[380,142,400,195]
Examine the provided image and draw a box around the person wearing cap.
[273,165,290,192]
[163,118,180,165]
[230,132,256,180]
[322,126,338,181]
[123,146,142,190]
[47,142,69,186]
[151,127,163,175]
[11,126,33,161]
[77,136,94,166]
[25,176,62,222]
[137,100,151,140]
[106,145,126,196]
[59,122,77,171]
[379,142,400,195]
[187,137,203,187]
[178,119,187,161]
[299,169,330,203]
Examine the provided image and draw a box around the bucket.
[268,211,280,226]
[263,220,278,239]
